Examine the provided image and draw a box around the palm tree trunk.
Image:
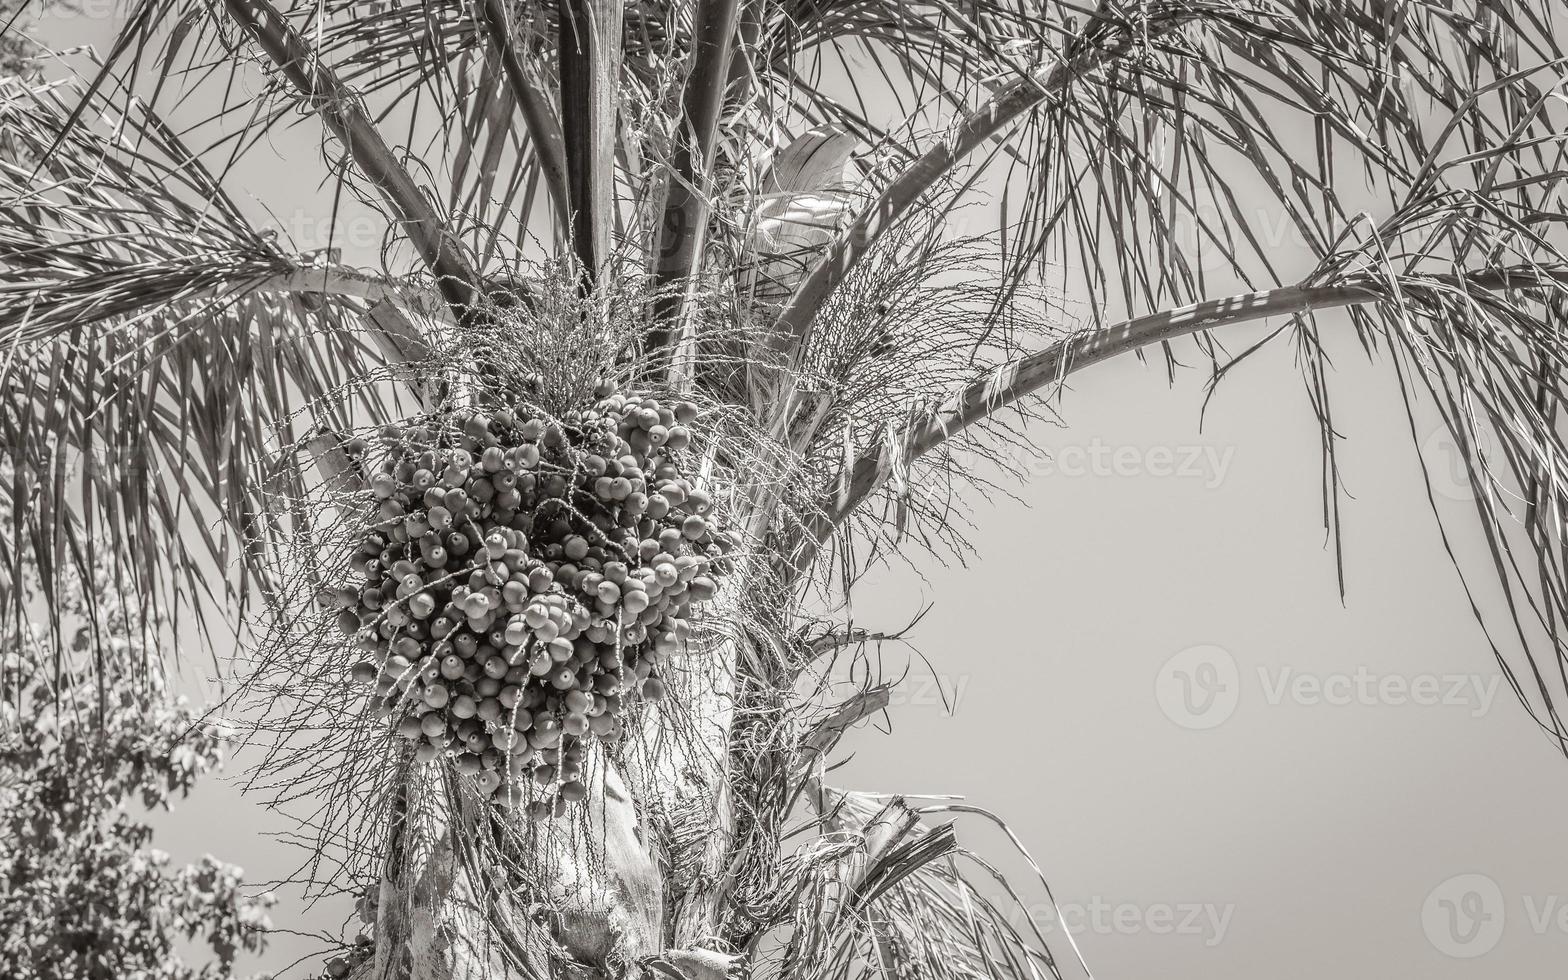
[353,601,761,979]
[355,760,665,980]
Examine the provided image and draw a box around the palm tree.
[5,0,1568,977]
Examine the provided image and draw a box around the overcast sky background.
[25,5,1568,979]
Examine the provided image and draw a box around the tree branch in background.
[557,0,623,283]
[222,0,480,319]
[649,0,742,354]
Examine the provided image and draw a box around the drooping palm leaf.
[1,74,432,646]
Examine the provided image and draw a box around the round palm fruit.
[340,394,732,817]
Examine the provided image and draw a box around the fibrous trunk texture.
[356,614,757,980]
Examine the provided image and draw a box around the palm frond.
[650,0,742,346]
[222,0,480,318]
[763,787,1071,980]
[1,75,425,650]
[815,200,1568,747]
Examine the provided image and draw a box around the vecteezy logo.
[1155,645,1240,730]
[1422,873,1505,958]
[1419,423,1499,503]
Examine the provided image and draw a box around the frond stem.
[772,4,1198,355]
[476,0,570,233]
[557,0,623,283]
[805,266,1568,557]
[260,266,449,322]
[649,0,742,355]
[223,0,481,319]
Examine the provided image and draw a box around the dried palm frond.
[755,786,1072,980]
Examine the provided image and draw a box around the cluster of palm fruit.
[328,386,735,818]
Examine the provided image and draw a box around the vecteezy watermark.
[266,212,393,256]
[1154,644,1241,730]
[1165,202,1316,275]
[1155,645,1502,730]
[1255,666,1501,716]
[3,445,161,483]
[880,673,970,711]
[1013,439,1237,490]
[1018,898,1235,947]
[1423,874,1507,958]
[1421,874,1568,958]
[818,665,973,714]
[1427,875,1568,958]
[1418,421,1501,503]
[34,0,124,25]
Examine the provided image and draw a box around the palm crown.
[4,1,1568,977]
